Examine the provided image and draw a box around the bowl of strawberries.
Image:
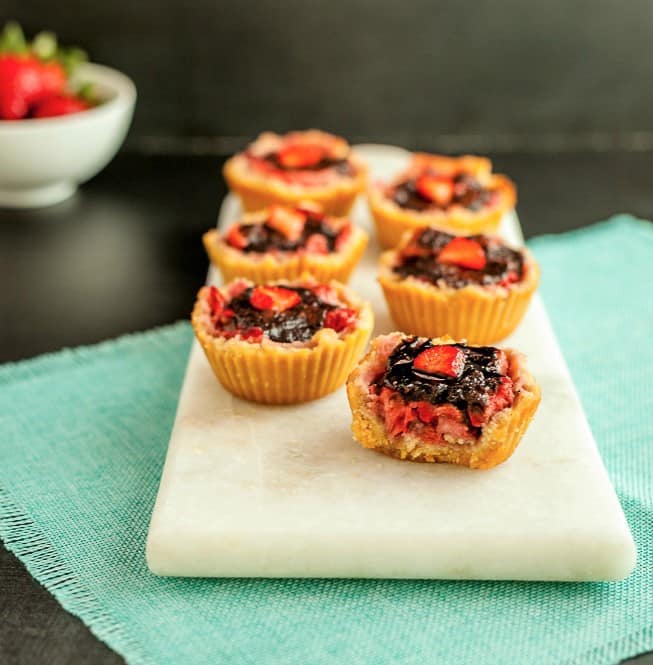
[0,22,136,208]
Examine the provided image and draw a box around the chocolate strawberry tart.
[191,277,374,404]
[223,130,367,215]
[368,153,516,248]
[203,202,368,284]
[378,227,539,344]
[347,333,540,469]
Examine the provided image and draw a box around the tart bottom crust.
[346,339,541,470]
[191,285,374,405]
[378,248,540,345]
[368,174,517,249]
[223,156,368,216]
[203,226,369,284]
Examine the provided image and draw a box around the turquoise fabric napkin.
[1,215,652,665]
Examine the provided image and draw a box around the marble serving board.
[146,144,635,580]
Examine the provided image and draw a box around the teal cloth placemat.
[1,215,652,665]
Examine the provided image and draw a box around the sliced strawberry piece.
[416,402,463,425]
[225,224,248,249]
[267,205,306,242]
[241,326,264,342]
[498,270,520,287]
[208,286,226,320]
[438,237,486,270]
[413,345,465,378]
[435,416,475,443]
[227,278,249,298]
[324,307,356,332]
[400,242,431,259]
[334,223,352,251]
[250,285,301,312]
[304,233,329,254]
[416,174,454,206]
[379,387,416,437]
[277,143,325,169]
[312,284,340,305]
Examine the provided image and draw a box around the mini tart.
[346,333,540,469]
[203,202,368,284]
[378,228,539,344]
[223,130,368,215]
[368,153,517,248]
[191,277,374,404]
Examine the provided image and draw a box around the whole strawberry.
[0,53,42,119]
[32,93,89,118]
[0,21,88,120]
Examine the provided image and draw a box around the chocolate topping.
[219,287,336,343]
[378,338,507,425]
[237,211,343,253]
[393,228,524,288]
[392,173,493,211]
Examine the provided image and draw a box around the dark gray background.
[5,0,653,152]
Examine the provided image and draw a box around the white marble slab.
[146,145,636,580]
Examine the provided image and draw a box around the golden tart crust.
[192,277,374,404]
[346,333,541,470]
[203,207,368,284]
[377,235,539,345]
[368,153,517,248]
[223,130,368,216]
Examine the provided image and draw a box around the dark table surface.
[1,150,651,665]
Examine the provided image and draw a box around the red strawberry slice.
[400,242,431,259]
[267,205,306,242]
[498,270,520,287]
[304,233,329,254]
[416,174,454,206]
[416,402,463,425]
[334,223,352,251]
[379,387,416,437]
[324,307,356,332]
[241,327,264,342]
[32,93,90,118]
[250,285,301,312]
[225,224,248,249]
[312,284,339,305]
[277,143,325,169]
[438,237,486,270]
[208,286,226,320]
[413,345,465,378]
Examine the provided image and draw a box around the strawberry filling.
[393,228,524,289]
[392,170,497,212]
[371,339,515,443]
[243,132,356,186]
[224,205,353,255]
[206,283,358,344]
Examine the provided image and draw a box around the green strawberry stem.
[0,21,88,76]
[56,46,88,75]
[32,31,58,60]
[0,21,28,54]
[76,81,98,106]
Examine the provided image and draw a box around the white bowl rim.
[0,62,137,132]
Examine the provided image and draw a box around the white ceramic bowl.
[0,62,136,208]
